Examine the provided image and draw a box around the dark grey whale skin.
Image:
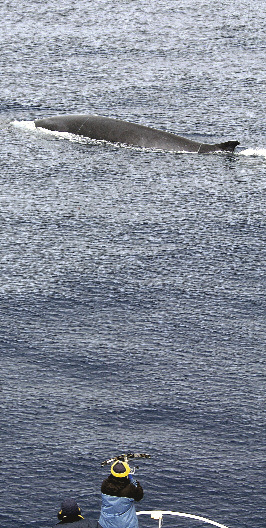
[34,114,239,153]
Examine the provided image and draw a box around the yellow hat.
[111,460,131,477]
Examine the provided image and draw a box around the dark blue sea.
[1,1,265,528]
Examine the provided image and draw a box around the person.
[55,498,93,527]
[98,460,144,528]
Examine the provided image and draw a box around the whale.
[34,114,239,154]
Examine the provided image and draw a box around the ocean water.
[0,1,265,528]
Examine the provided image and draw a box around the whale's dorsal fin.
[218,140,240,152]
[198,140,240,153]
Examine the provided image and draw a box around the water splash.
[238,148,266,159]
[12,119,36,132]
[12,119,85,142]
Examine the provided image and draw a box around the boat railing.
[136,511,230,528]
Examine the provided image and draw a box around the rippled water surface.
[0,2,265,528]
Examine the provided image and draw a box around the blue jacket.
[99,494,139,528]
